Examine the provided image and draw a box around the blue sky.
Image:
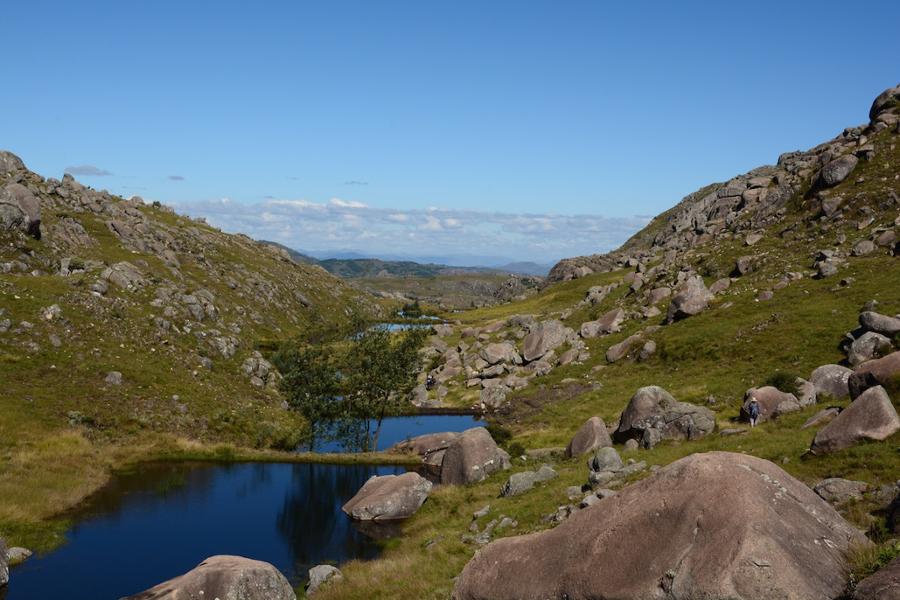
[3,1,900,263]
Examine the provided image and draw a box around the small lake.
[314,413,486,452]
[2,461,406,600]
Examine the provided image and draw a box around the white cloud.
[172,196,651,263]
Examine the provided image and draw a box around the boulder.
[605,334,642,363]
[853,554,900,600]
[818,154,859,187]
[452,452,868,600]
[813,478,868,504]
[500,465,558,497]
[733,255,754,277]
[122,555,295,600]
[614,386,715,447]
[479,342,521,366]
[564,416,612,458]
[588,446,623,473]
[440,427,510,485]
[579,308,625,338]
[0,182,41,238]
[849,351,900,398]
[795,378,817,407]
[740,386,800,423]
[852,239,876,257]
[811,386,900,454]
[869,84,900,121]
[390,431,460,475]
[522,320,571,362]
[709,277,731,294]
[801,407,841,430]
[341,472,432,521]
[666,276,713,323]
[480,385,509,409]
[647,287,671,304]
[0,151,26,177]
[848,331,893,366]
[306,565,343,596]
[860,310,900,337]
[810,364,853,399]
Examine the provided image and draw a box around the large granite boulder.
[0,151,26,177]
[306,565,343,596]
[849,351,900,398]
[122,555,296,600]
[605,334,642,363]
[452,452,868,600]
[342,472,432,521]
[848,331,893,366]
[740,386,801,423]
[479,342,521,366]
[614,386,715,448]
[564,416,612,458]
[390,431,460,475]
[860,310,900,337]
[522,320,572,362]
[440,427,510,485]
[818,154,859,187]
[500,465,557,497]
[810,386,900,454]
[579,308,625,339]
[666,276,713,323]
[854,554,900,600]
[0,182,41,239]
[869,83,900,121]
[810,364,853,399]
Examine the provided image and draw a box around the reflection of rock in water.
[351,519,403,541]
[275,463,406,579]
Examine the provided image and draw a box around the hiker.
[425,374,435,390]
[748,396,760,427]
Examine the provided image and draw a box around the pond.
[2,461,407,600]
[314,413,486,452]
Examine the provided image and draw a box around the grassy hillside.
[0,152,387,549]
[310,96,900,599]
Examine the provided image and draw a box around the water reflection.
[4,461,406,600]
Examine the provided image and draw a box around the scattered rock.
[500,465,558,497]
[522,320,572,362]
[452,452,867,600]
[849,351,900,398]
[860,311,900,337]
[306,565,343,596]
[801,407,841,430]
[740,386,800,423]
[614,386,715,448]
[480,342,521,366]
[814,478,868,504]
[606,334,642,363]
[666,276,713,323]
[818,154,859,187]
[342,472,432,521]
[480,385,509,409]
[852,239,876,256]
[105,371,123,386]
[122,555,296,600]
[441,427,510,485]
[0,182,41,238]
[848,331,893,366]
[853,554,900,600]
[811,386,900,454]
[564,416,612,458]
[810,364,853,400]
[579,308,625,338]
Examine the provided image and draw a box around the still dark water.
[316,413,486,452]
[3,461,407,600]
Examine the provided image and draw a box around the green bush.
[486,423,512,445]
[765,371,801,395]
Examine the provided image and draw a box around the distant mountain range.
[261,241,553,277]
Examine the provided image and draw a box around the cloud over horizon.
[173,197,651,263]
[64,164,113,176]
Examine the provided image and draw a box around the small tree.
[274,343,341,451]
[343,326,427,451]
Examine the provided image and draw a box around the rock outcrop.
[341,472,432,521]
[452,452,867,600]
[849,351,900,398]
[614,386,715,448]
[440,427,510,485]
[564,416,612,458]
[810,386,900,454]
[853,554,900,600]
[123,555,296,600]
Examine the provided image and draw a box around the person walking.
[748,396,761,427]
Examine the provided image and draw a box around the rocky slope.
[549,84,900,282]
[0,151,384,450]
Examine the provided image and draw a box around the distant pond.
[314,413,486,452]
[2,462,406,600]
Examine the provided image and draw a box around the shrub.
[765,371,801,395]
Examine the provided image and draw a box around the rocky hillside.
[0,151,385,452]
[549,84,900,281]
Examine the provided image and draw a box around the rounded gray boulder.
[811,386,900,454]
[341,471,432,521]
[564,416,612,458]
